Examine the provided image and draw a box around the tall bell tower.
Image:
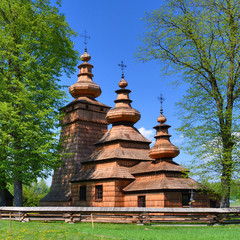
[40,47,110,206]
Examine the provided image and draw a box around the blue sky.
[47,0,192,185]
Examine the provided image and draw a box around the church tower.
[40,48,110,206]
[124,102,213,207]
[70,71,151,207]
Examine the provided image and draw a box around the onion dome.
[69,51,101,99]
[106,78,141,125]
[149,113,180,159]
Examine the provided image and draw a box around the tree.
[138,0,240,207]
[22,179,50,206]
[7,179,50,206]
[0,0,78,206]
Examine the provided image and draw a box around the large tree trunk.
[0,189,6,206]
[14,179,23,206]
[219,0,236,208]
[0,181,7,206]
[220,140,233,208]
[220,173,231,208]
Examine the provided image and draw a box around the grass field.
[0,221,240,240]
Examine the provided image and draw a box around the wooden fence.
[0,207,240,224]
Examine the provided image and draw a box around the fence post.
[91,213,94,229]
[19,211,21,228]
[9,212,12,234]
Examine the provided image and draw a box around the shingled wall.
[40,100,110,206]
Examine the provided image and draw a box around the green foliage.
[138,0,240,207]
[201,180,240,199]
[7,179,50,206]
[22,179,50,206]
[0,0,78,205]
[230,180,240,199]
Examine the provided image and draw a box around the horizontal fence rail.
[0,207,240,224]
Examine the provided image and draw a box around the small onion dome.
[80,51,91,62]
[69,51,101,99]
[157,114,166,124]
[106,78,141,124]
[118,78,128,88]
[149,113,180,159]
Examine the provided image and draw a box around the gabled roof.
[123,176,199,192]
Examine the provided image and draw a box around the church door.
[138,196,146,207]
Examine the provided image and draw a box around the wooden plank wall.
[0,207,240,224]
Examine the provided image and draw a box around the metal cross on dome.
[158,94,165,114]
[118,61,127,78]
[80,30,91,52]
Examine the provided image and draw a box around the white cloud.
[138,127,156,147]
[138,127,185,148]
[171,134,184,145]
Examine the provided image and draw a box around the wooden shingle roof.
[82,147,152,163]
[95,125,151,145]
[71,163,135,182]
[40,189,71,202]
[65,96,110,108]
[129,160,187,175]
[123,176,199,192]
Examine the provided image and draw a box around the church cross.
[80,30,91,52]
[158,94,165,114]
[118,60,127,78]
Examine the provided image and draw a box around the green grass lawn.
[0,221,240,240]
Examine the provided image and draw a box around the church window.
[210,200,216,208]
[182,193,190,207]
[79,186,86,201]
[95,185,103,201]
[138,196,146,207]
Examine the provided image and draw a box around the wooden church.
[41,48,217,208]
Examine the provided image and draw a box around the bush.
[7,179,50,206]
